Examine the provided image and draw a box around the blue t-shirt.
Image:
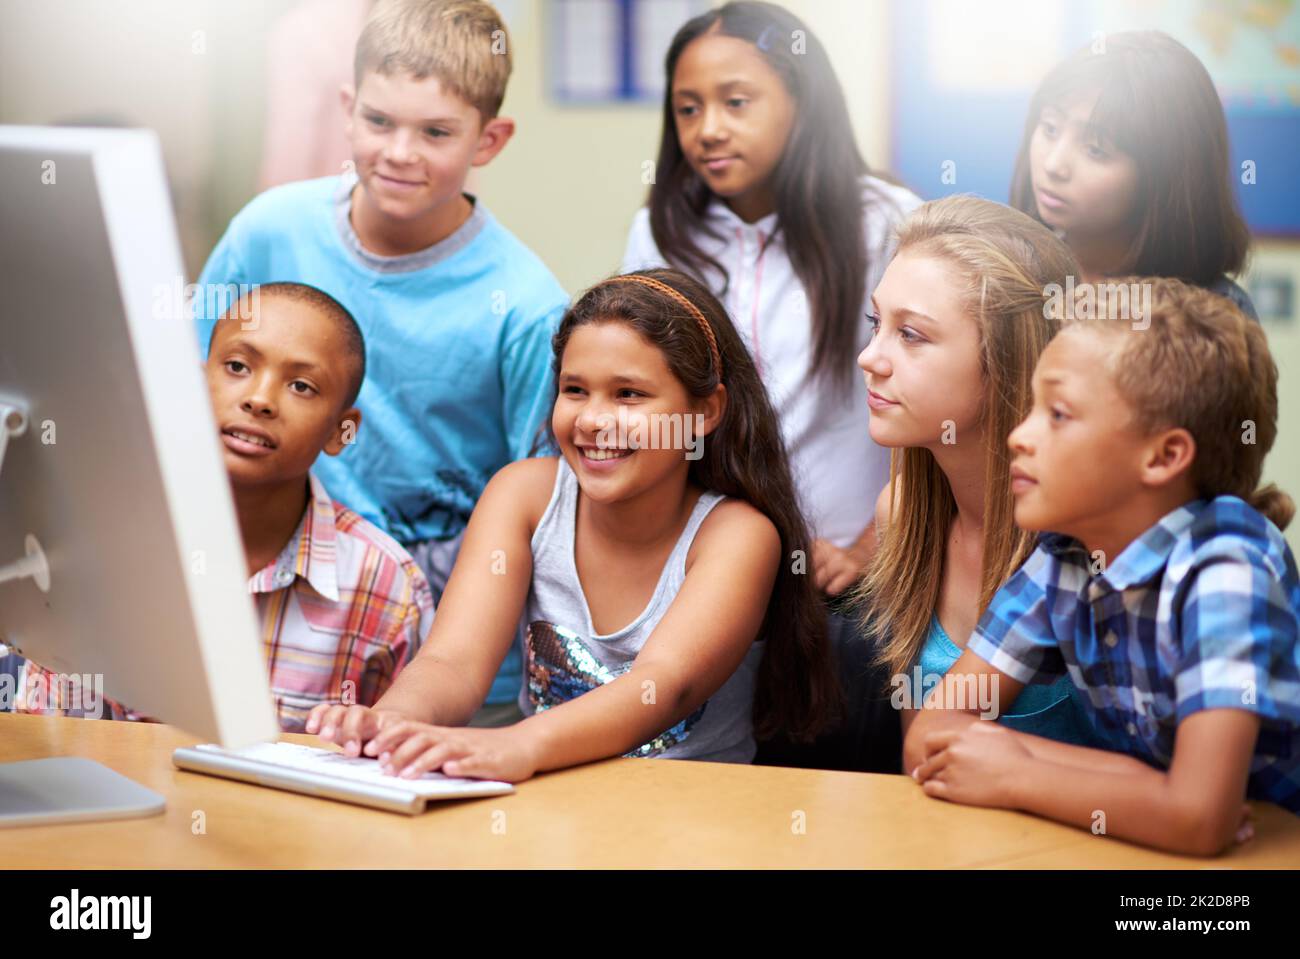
[194,173,569,705]
[918,615,1103,746]
[195,172,568,544]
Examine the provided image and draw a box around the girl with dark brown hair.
[1009,30,1257,319]
[623,1,921,598]
[309,268,839,780]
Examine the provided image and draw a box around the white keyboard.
[172,741,515,814]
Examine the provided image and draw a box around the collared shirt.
[192,172,565,706]
[968,495,1300,813]
[193,171,568,545]
[622,175,923,548]
[17,473,434,731]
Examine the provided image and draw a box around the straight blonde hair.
[854,196,1078,677]
[355,0,512,119]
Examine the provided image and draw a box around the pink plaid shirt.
[18,472,434,731]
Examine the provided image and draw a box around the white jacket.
[622,175,923,548]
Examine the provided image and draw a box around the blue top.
[918,615,1103,746]
[969,496,1300,814]
[194,172,569,546]
[193,172,569,706]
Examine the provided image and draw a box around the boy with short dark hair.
[21,284,433,729]
[906,278,1300,855]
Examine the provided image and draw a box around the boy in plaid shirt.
[906,277,1299,855]
[18,283,433,730]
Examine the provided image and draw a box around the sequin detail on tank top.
[526,621,707,757]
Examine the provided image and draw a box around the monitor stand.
[0,401,166,827]
[0,757,165,827]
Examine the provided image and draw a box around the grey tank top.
[519,457,763,763]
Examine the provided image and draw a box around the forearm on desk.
[1015,731,1158,776]
[903,709,1152,778]
[1007,756,1234,855]
[909,711,1247,854]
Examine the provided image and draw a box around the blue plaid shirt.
[968,496,1300,814]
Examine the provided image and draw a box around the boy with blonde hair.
[196,1,567,722]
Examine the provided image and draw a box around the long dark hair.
[1009,30,1250,285]
[550,268,840,742]
[649,0,889,394]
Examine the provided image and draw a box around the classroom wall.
[473,0,894,292]
[1,0,1295,547]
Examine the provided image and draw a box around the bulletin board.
[890,0,1300,236]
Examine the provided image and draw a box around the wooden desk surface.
[2,713,1298,868]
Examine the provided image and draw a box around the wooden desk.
[2,713,1298,868]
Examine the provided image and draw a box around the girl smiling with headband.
[307,268,839,780]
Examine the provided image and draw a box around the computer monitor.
[0,126,280,823]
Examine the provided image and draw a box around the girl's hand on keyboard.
[305,704,408,757]
[366,721,540,783]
